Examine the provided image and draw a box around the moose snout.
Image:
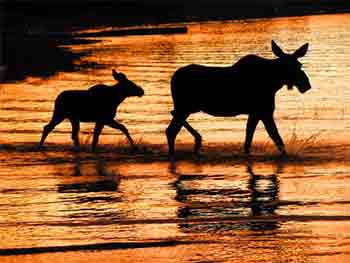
[136,86,145,97]
[295,70,311,94]
[137,87,145,97]
[299,82,311,93]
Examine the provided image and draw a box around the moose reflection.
[57,154,124,221]
[166,41,311,156]
[58,155,121,194]
[173,162,282,232]
[39,69,144,151]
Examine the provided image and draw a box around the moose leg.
[244,115,259,154]
[69,119,80,148]
[183,121,202,154]
[166,114,189,156]
[92,122,104,151]
[107,120,135,148]
[261,115,287,155]
[39,114,64,147]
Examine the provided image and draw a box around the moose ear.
[112,69,118,79]
[112,69,126,82]
[271,40,285,58]
[293,43,309,58]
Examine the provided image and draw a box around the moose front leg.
[261,115,287,155]
[92,122,104,151]
[70,119,80,148]
[107,120,135,148]
[244,115,259,154]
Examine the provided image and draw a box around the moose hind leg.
[107,120,135,148]
[39,114,64,147]
[183,121,202,154]
[244,115,259,154]
[165,114,188,156]
[92,122,104,151]
[70,119,80,148]
[261,115,286,155]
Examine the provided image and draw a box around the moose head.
[272,40,311,94]
[112,69,144,97]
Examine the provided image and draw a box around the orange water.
[0,13,350,262]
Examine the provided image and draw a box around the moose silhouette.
[166,40,311,156]
[39,69,144,151]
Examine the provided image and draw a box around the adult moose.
[166,40,311,157]
[39,69,144,151]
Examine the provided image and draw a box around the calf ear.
[272,40,285,58]
[112,70,127,82]
[112,69,119,80]
[293,43,309,58]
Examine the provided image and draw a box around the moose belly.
[65,103,116,122]
[195,90,273,117]
[197,96,250,117]
[202,110,244,117]
[202,105,247,117]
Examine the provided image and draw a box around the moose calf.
[39,69,144,151]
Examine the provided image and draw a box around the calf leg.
[107,120,135,148]
[183,121,202,154]
[92,122,104,151]
[166,113,189,156]
[261,115,286,155]
[69,119,80,148]
[244,115,259,154]
[39,114,64,147]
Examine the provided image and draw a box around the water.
[1,13,350,262]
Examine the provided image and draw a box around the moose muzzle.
[294,70,311,94]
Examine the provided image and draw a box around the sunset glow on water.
[0,13,350,262]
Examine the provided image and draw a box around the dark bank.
[2,0,350,82]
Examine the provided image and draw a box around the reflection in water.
[247,161,281,231]
[172,161,283,232]
[58,154,121,193]
[57,154,123,221]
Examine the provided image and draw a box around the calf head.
[112,69,144,97]
[272,40,311,93]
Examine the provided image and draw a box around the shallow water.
[0,13,350,262]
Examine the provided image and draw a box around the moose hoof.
[169,154,176,163]
[129,146,140,154]
[279,150,288,159]
[91,146,98,153]
[194,149,201,156]
[194,147,202,156]
[38,144,46,151]
[73,146,81,153]
[243,147,251,156]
